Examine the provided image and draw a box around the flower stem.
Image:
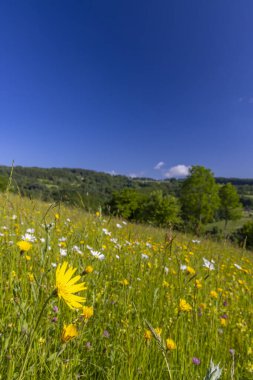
[18,291,55,380]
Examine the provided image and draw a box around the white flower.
[116,223,122,229]
[51,262,57,268]
[22,233,36,242]
[164,266,169,274]
[60,248,67,256]
[116,255,120,259]
[58,237,67,242]
[86,245,93,251]
[234,263,242,270]
[40,238,45,243]
[141,254,149,259]
[180,265,187,271]
[102,228,111,236]
[146,242,152,248]
[192,239,201,244]
[90,250,105,260]
[26,228,35,234]
[122,221,127,225]
[203,258,215,271]
[72,245,83,255]
[12,215,17,220]
[204,359,222,380]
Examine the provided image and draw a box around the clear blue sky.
[1,0,253,178]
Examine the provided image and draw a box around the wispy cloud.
[164,164,190,178]
[154,161,165,170]
[108,170,117,176]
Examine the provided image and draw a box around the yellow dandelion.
[81,306,94,319]
[144,330,152,340]
[187,266,196,275]
[179,299,192,312]
[55,262,86,309]
[61,324,78,342]
[195,279,202,289]
[17,240,32,252]
[121,279,129,286]
[210,290,218,299]
[83,265,94,274]
[166,338,177,350]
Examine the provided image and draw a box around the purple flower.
[103,330,110,338]
[223,300,228,307]
[86,341,92,350]
[220,313,228,319]
[192,357,201,365]
[229,349,235,356]
[51,317,58,323]
[53,305,59,313]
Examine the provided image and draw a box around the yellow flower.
[179,299,192,312]
[121,279,129,286]
[17,241,32,252]
[187,266,196,275]
[220,317,228,327]
[83,265,93,274]
[154,327,162,337]
[210,290,218,299]
[55,262,86,309]
[195,279,202,289]
[61,324,78,342]
[144,330,152,340]
[166,338,177,350]
[55,213,60,220]
[81,306,94,319]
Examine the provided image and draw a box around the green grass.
[0,193,253,379]
[205,211,253,235]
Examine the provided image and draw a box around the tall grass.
[0,193,252,379]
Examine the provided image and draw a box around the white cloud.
[154,161,165,170]
[164,164,190,178]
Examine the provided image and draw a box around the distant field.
[205,211,253,235]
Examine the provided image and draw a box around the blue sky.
[1,0,253,179]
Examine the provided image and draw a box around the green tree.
[219,183,243,230]
[109,189,146,220]
[181,166,220,233]
[141,190,181,227]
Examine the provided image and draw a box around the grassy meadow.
[1,193,253,379]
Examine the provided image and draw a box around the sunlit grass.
[0,193,253,379]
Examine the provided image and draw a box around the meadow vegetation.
[1,192,253,379]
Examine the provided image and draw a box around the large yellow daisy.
[55,262,86,309]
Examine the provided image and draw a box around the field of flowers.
[0,193,253,379]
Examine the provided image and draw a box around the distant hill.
[0,165,181,209]
[0,165,253,210]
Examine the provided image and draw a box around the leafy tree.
[140,190,181,227]
[0,175,8,192]
[181,166,220,233]
[232,221,253,249]
[218,183,243,229]
[109,189,146,220]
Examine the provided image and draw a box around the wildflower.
[154,327,162,337]
[179,299,192,312]
[204,359,222,379]
[38,337,46,345]
[203,258,215,271]
[82,265,93,275]
[55,262,86,309]
[210,290,218,299]
[195,279,202,289]
[192,357,201,365]
[90,250,105,260]
[17,240,32,252]
[103,330,110,338]
[187,266,196,275]
[166,338,176,350]
[121,279,129,286]
[144,330,152,340]
[81,306,94,319]
[61,324,78,342]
